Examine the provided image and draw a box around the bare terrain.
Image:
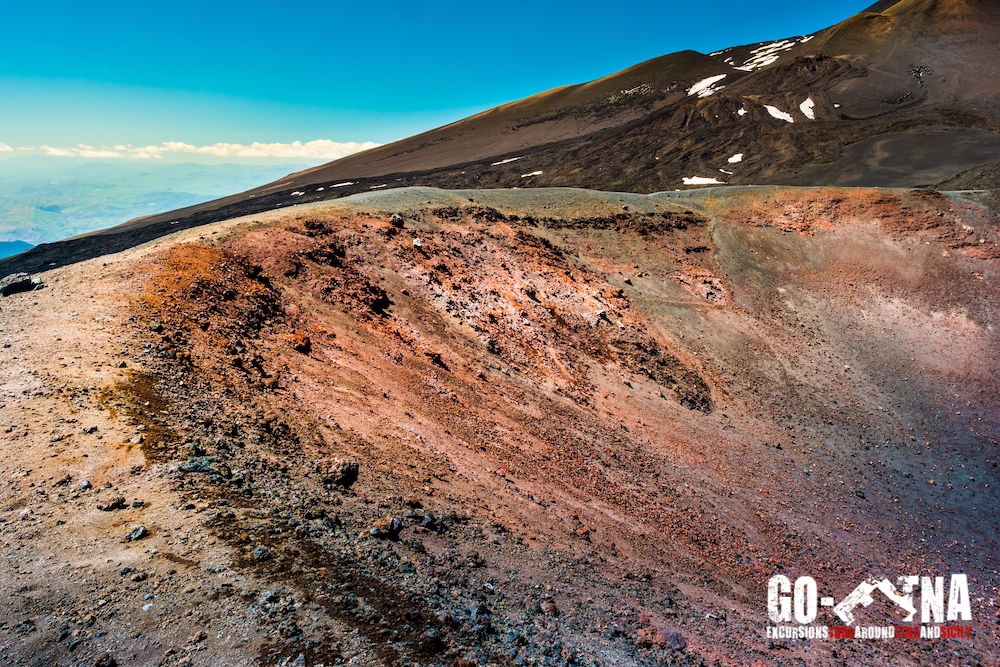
[1,186,997,666]
[0,1,998,665]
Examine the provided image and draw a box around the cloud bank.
[28,139,379,160]
[0,143,13,152]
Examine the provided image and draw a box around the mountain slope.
[4,0,1000,271]
[2,186,998,666]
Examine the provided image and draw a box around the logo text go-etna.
[766,574,973,640]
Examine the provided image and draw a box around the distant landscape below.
[0,240,33,260]
[0,157,316,247]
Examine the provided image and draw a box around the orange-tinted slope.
[114,186,1000,665]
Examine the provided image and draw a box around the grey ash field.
[0,1,999,666]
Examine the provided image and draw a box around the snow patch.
[738,107,748,117]
[728,153,744,164]
[683,176,727,186]
[719,169,734,175]
[331,182,354,188]
[491,156,523,166]
[731,35,815,72]
[370,184,387,189]
[521,171,543,178]
[799,97,816,120]
[291,191,305,196]
[764,105,794,123]
[687,74,728,99]
[316,187,325,191]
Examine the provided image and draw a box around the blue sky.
[0,1,876,161]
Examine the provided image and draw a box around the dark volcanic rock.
[179,455,220,474]
[324,459,359,488]
[125,525,148,542]
[0,273,34,296]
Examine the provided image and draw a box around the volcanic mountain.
[0,2,998,667]
[6,0,1000,276]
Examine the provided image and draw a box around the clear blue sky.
[0,1,876,156]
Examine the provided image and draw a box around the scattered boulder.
[390,213,405,228]
[252,545,271,562]
[125,525,148,542]
[436,609,460,627]
[290,333,311,354]
[540,599,559,617]
[98,496,127,512]
[303,505,326,520]
[0,273,34,297]
[178,456,229,478]
[94,654,117,667]
[636,625,686,649]
[661,627,686,649]
[323,459,359,488]
[371,516,403,540]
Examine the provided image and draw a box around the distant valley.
[0,158,314,247]
[0,240,33,260]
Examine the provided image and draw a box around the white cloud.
[79,148,128,158]
[40,145,77,157]
[0,143,13,152]
[26,139,381,160]
[156,139,380,159]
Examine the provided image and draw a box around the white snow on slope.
[331,182,355,188]
[800,97,816,120]
[738,107,748,116]
[687,74,728,99]
[731,35,815,72]
[521,171,543,178]
[683,176,727,186]
[491,156,523,166]
[728,153,744,163]
[764,105,795,123]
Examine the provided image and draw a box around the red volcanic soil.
[2,186,994,666]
